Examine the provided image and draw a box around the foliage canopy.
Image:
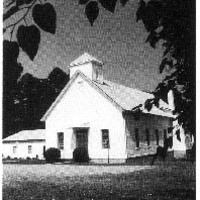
[136,0,195,137]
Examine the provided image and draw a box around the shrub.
[6,156,11,160]
[73,147,89,163]
[32,155,39,160]
[44,148,61,163]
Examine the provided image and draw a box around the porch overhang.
[66,122,90,129]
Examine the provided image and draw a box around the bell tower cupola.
[69,52,103,83]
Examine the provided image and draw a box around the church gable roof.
[41,71,123,121]
[41,71,174,121]
[94,80,174,118]
[94,80,153,111]
[69,52,103,67]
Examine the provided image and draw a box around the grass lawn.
[3,160,195,200]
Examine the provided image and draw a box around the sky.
[9,0,166,92]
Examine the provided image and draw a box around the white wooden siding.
[3,141,45,159]
[46,75,126,160]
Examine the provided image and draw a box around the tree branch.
[5,7,30,30]
[4,0,37,40]
[3,5,19,21]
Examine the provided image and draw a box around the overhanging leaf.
[159,58,167,73]
[144,98,154,111]
[145,31,159,48]
[85,1,99,26]
[32,3,56,34]
[154,99,159,108]
[17,25,40,60]
[160,58,174,73]
[99,0,117,13]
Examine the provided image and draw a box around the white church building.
[3,53,190,162]
[40,53,180,163]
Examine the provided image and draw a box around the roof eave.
[141,109,175,118]
[3,139,45,143]
[41,72,81,121]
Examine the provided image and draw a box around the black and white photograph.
[2,0,196,199]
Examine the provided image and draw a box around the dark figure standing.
[151,136,173,165]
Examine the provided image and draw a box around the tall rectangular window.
[146,129,150,146]
[28,145,32,154]
[164,129,167,140]
[43,146,46,157]
[57,132,64,150]
[102,129,110,149]
[155,129,159,145]
[13,146,17,154]
[176,129,181,141]
[135,128,139,148]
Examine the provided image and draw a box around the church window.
[146,129,150,146]
[102,129,110,149]
[57,132,64,150]
[155,129,159,145]
[135,128,139,147]
[28,145,32,154]
[164,129,167,140]
[13,146,17,154]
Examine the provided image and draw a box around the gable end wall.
[45,75,127,160]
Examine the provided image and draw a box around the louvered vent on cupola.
[69,52,104,84]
